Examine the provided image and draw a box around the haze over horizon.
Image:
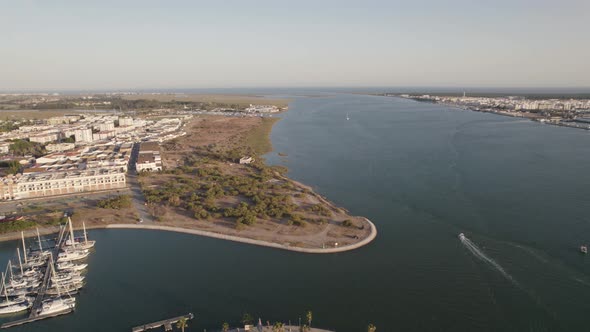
[2,0,589,91]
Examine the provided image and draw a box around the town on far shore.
[387,92,590,130]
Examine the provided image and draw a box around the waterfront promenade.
[105,218,377,254]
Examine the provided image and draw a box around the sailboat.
[58,219,90,262]
[56,262,88,272]
[0,272,32,314]
[40,256,78,311]
[64,221,95,250]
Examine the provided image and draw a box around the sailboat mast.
[16,247,24,275]
[68,217,76,249]
[48,253,62,297]
[83,222,88,244]
[7,261,13,280]
[1,272,8,301]
[36,228,43,251]
[20,231,27,263]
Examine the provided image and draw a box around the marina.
[0,219,94,329]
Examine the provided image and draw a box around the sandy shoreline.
[0,219,377,254]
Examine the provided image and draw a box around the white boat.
[6,278,27,289]
[0,301,32,314]
[346,113,350,121]
[21,260,45,269]
[65,239,95,250]
[36,297,75,316]
[57,250,89,262]
[45,282,83,296]
[64,220,95,250]
[458,233,465,240]
[0,296,32,308]
[57,262,88,272]
[0,272,33,313]
[51,272,84,284]
[581,245,588,254]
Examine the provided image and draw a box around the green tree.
[305,310,312,327]
[273,322,285,332]
[222,322,230,332]
[176,317,188,332]
[367,323,377,332]
[7,160,20,175]
[241,313,254,326]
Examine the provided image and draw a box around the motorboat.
[57,262,88,272]
[36,297,75,316]
[581,245,588,254]
[458,233,465,240]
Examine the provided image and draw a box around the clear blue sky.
[2,0,589,90]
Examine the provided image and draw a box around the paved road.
[127,142,155,224]
[126,173,154,224]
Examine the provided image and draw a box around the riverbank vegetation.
[138,115,372,249]
[97,195,132,209]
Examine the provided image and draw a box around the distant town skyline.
[2,0,589,90]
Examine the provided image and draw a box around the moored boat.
[36,296,75,316]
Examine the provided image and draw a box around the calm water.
[1,94,589,331]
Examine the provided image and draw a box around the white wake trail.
[460,236,519,286]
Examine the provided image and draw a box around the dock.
[1,225,70,329]
[132,313,194,332]
[0,308,73,329]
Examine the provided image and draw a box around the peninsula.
[0,93,376,253]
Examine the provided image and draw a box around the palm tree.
[241,313,254,326]
[272,322,285,332]
[222,322,230,332]
[305,310,312,327]
[176,318,188,332]
[367,323,377,332]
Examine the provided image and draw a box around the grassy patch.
[242,117,279,155]
[0,220,37,234]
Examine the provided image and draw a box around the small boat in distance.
[581,245,588,254]
[458,233,465,241]
[346,113,350,121]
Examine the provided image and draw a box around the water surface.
[1,94,589,331]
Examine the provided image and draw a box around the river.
[0,93,589,331]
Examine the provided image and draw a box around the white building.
[136,141,162,172]
[75,129,93,143]
[46,143,75,152]
[0,142,10,154]
[0,168,127,200]
[94,122,115,132]
[29,132,59,144]
[119,117,134,126]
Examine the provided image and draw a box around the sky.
[1,0,589,91]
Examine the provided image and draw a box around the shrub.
[97,195,132,209]
[342,219,353,227]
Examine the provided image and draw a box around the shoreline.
[0,219,377,254]
[390,95,590,131]
[0,110,379,253]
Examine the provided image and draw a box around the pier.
[131,313,194,332]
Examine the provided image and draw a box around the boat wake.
[460,234,518,286]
